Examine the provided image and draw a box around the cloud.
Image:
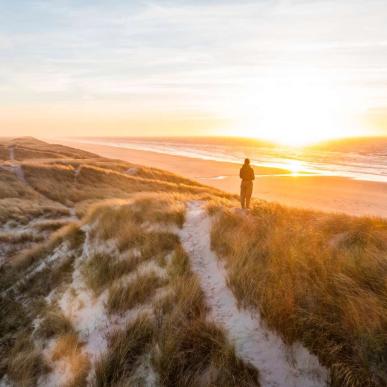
[1,0,387,135]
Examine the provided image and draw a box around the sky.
[1,0,387,144]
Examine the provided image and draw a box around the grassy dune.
[0,137,386,386]
[210,203,387,386]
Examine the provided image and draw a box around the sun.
[232,69,363,146]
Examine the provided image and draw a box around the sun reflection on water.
[285,160,304,175]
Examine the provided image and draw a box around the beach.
[56,140,387,218]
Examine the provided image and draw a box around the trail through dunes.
[8,145,27,183]
[179,201,329,387]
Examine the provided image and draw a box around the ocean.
[73,137,387,184]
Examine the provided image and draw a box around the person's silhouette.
[239,158,255,209]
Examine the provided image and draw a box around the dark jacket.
[240,164,255,181]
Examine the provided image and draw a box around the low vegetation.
[107,271,168,313]
[1,137,386,386]
[94,316,156,386]
[210,202,387,387]
[152,242,260,387]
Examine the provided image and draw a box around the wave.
[74,137,387,184]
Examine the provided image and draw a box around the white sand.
[179,201,329,387]
[43,222,165,386]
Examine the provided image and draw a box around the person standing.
[239,158,255,209]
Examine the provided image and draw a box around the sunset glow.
[1,1,387,141]
[234,69,364,146]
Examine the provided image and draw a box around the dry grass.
[0,144,7,160]
[32,218,74,232]
[36,308,74,339]
[22,160,226,206]
[153,244,259,387]
[7,136,97,160]
[0,296,32,379]
[0,223,82,306]
[0,169,38,200]
[6,137,387,386]
[15,253,75,298]
[87,158,205,188]
[83,252,140,295]
[210,202,387,387]
[12,222,83,271]
[0,166,70,225]
[85,193,186,231]
[107,271,168,313]
[7,334,49,387]
[85,195,181,254]
[1,138,245,386]
[93,316,155,387]
[51,333,90,386]
[0,230,44,244]
[155,318,259,387]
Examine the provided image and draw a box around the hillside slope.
[0,138,386,387]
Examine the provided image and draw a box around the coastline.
[55,139,387,218]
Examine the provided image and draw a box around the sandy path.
[179,201,329,387]
[6,145,27,183]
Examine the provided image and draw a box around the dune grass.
[7,333,49,387]
[0,223,82,297]
[93,316,156,387]
[0,296,34,380]
[83,252,141,295]
[210,201,387,387]
[107,271,168,313]
[36,307,74,340]
[50,333,90,387]
[1,138,251,386]
[84,194,182,258]
[22,160,226,206]
[3,137,387,386]
[153,244,260,387]
[87,194,259,386]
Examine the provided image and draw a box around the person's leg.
[240,182,246,208]
[246,182,253,209]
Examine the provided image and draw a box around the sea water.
[72,137,387,183]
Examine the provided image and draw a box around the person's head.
[244,158,250,165]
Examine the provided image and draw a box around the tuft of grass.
[167,244,190,279]
[85,196,181,253]
[51,333,90,386]
[155,318,259,387]
[15,253,75,299]
[140,232,180,260]
[0,296,32,379]
[93,316,155,387]
[7,333,49,387]
[107,271,167,313]
[82,252,140,295]
[10,222,83,273]
[0,223,82,294]
[33,218,73,232]
[36,308,74,339]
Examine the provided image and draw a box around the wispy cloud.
[1,0,387,135]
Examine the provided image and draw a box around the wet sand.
[56,140,387,218]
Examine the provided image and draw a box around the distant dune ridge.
[0,137,386,387]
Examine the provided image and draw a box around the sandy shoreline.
[56,140,387,218]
